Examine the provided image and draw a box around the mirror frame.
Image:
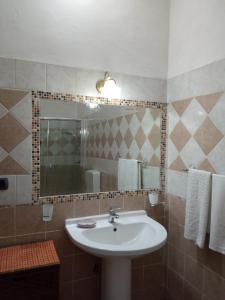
[32,91,167,204]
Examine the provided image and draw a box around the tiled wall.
[86,108,161,165]
[166,194,225,300]
[166,59,225,300]
[0,57,167,101]
[0,89,32,205]
[168,92,224,173]
[167,58,225,197]
[0,194,167,300]
[0,56,168,300]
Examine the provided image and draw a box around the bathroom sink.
[65,210,167,257]
[66,210,167,300]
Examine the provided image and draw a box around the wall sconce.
[96,72,121,99]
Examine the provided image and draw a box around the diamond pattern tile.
[135,127,146,149]
[199,159,216,173]
[136,110,145,122]
[180,138,205,170]
[0,156,28,175]
[151,109,160,120]
[0,113,30,152]
[172,98,192,116]
[194,117,223,155]
[169,156,186,171]
[148,124,160,150]
[124,128,133,148]
[85,109,162,164]
[150,154,160,167]
[0,147,8,162]
[196,92,223,113]
[0,89,28,110]
[170,121,191,151]
[0,103,7,118]
[168,92,225,174]
[181,98,207,135]
[115,131,123,147]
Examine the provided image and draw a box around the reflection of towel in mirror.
[184,169,211,248]
[209,174,225,254]
[118,159,141,191]
[142,166,160,189]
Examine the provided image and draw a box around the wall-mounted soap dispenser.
[42,204,54,222]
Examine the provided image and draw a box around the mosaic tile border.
[32,91,167,204]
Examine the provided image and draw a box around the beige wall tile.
[168,195,185,226]
[196,92,223,113]
[203,268,225,300]
[100,196,123,214]
[0,156,28,175]
[168,221,185,252]
[0,113,30,152]
[72,276,100,300]
[46,230,77,258]
[60,255,73,282]
[73,253,100,280]
[168,244,184,276]
[46,202,74,231]
[184,256,203,291]
[170,121,191,151]
[144,264,165,288]
[172,98,192,116]
[0,89,27,109]
[183,282,202,300]
[15,205,45,235]
[167,268,184,300]
[194,117,223,155]
[60,281,73,300]
[75,198,100,217]
[124,195,145,211]
[0,207,15,237]
[132,268,144,291]
[15,232,45,245]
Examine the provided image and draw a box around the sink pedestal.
[101,257,131,300]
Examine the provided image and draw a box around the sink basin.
[66,210,167,257]
[65,210,167,300]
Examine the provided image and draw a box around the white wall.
[168,0,225,78]
[0,0,169,79]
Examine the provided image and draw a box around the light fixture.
[96,72,121,99]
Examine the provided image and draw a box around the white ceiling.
[0,0,169,79]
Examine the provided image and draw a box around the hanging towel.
[184,169,211,248]
[118,159,141,191]
[209,174,225,254]
[142,166,160,189]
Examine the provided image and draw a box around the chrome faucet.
[108,207,120,224]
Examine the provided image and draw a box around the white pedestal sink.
[65,210,167,300]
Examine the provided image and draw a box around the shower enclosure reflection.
[40,99,162,196]
[40,118,83,196]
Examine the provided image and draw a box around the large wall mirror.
[36,95,166,199]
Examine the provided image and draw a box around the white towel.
[85,170,100,193]
[209,174,225,254]
[184,169,211,248]
[142,166,160,189]
[118,159,141,191]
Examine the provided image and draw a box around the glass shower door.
[40,119,83,196]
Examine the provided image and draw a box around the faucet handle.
[109,207,121,214]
